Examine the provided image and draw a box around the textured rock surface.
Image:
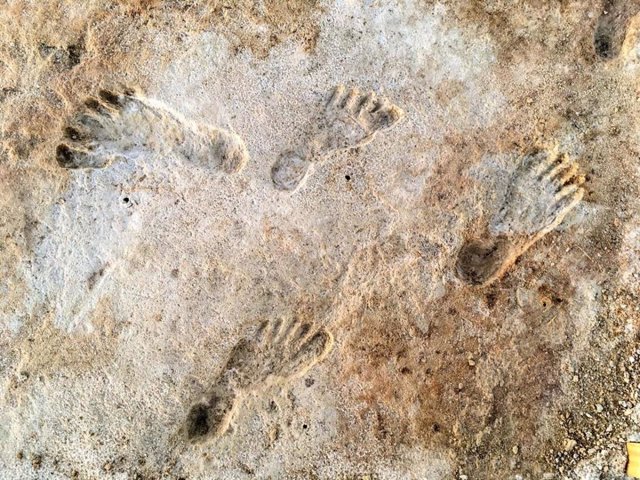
[1,1,640,479]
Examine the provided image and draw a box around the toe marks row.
[253,317,333,378]
[328,84,405,131]
[56,85,402,189]
[530,150,586,198]
[55,88,134,169]
[256,317,314,347]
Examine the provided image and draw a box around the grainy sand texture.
[1,1,640,479]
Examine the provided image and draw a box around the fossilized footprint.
[594,0,640,60]
[457,148,585,286]
[185,317,333,443]
[271,85,405,191]
[56,88,249,173]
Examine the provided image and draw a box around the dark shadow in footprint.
[456,238,511,286]
[594,0,640,59]
[186,404,211,439]
[185,387,238,442]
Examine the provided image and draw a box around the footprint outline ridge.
[55,87,249,174]
[456,147,586,286]
[185,316,334,443]
[271,84,405,192]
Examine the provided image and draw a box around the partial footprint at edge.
[456,148,586,286]
[56,88,249,174]
[271,85,405,191]
[185,317,334,443]
[594,0,640,60]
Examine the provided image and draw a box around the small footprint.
[185,317,333,443]
[457,148,585,285]
[56,88,249,174]
[271,85,404,191]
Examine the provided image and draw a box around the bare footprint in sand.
[271,85,405,191]
[185,317,333,443]
[56,88,249,174]
[457,148,586,285]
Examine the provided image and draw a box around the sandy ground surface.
[1,1,640,479]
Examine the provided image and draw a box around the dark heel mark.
[185,388,237,443]
[186,403,211,440]
[594,0,640,59]
[457,238,509,286]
